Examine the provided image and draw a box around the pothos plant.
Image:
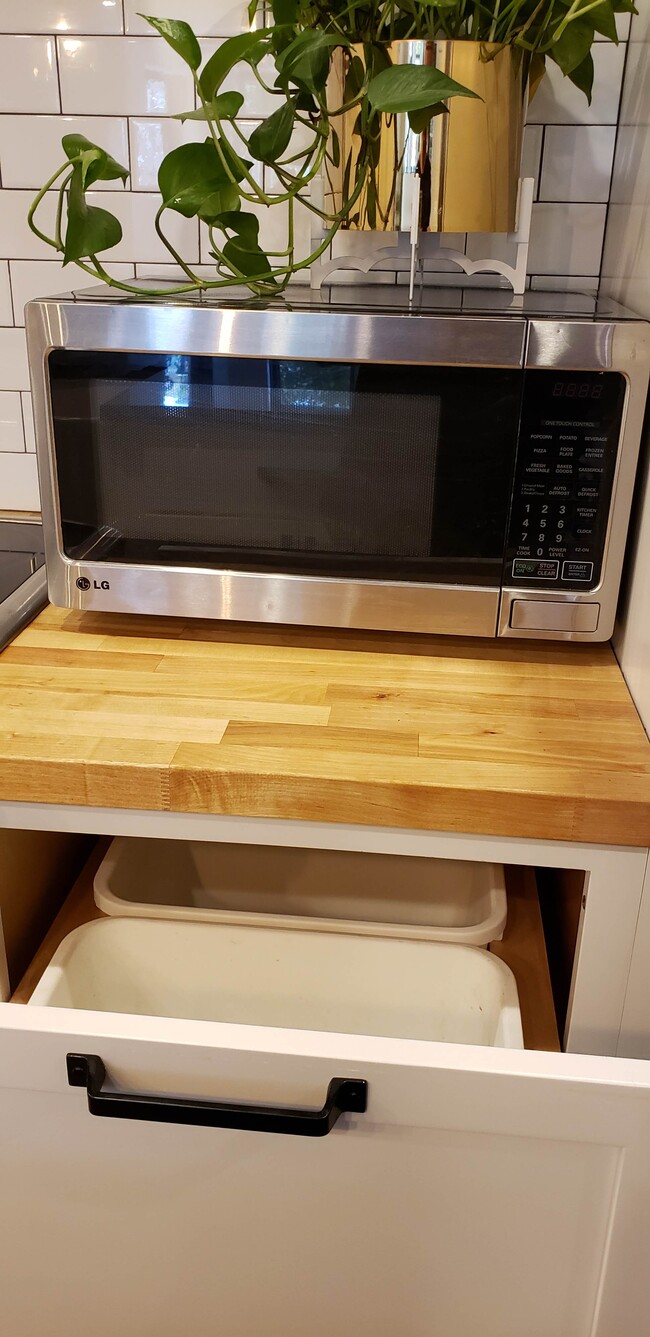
[28,0,634,298]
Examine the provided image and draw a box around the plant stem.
[27,162,74,250]
[154,204,200,282]
[54,172,72,251]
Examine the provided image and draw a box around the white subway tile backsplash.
[21,392,35,453]
[84,190,200,262]
[129,116,263,191]
[540,125,616,202]
[200,42,281,118]
[528,44,626,125]
[125,1,255,37]
[223,55,280,118]
[0,189,60,259]
[630,0,650,43]
[0,328,30,389]
[134,263,219,281]
[10,259,136,321]
[58,36,193,116]
[529,202,607,274]
[1,185,198,267]
[0,2,124,34]
[0,115,129,190]
[619,40,647,126]
[595,13,631,39]
[0,261,11,324]
[520,124,543,196]
[0,452,39,509]
[0,37,60,114]
[0,391,24,452]
[0,18,635,510]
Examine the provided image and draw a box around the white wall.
[0,0,632,511]
[601,1,650,733]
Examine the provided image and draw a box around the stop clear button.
[510,601,600,633]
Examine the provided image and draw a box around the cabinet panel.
[0,1010,649,1336]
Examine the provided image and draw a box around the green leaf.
[344,53,365,103]
[158,140,231,216]
[295,89,318,112]
[218,136,253,181]
[611,0,636,11]
[173,92,245,121]
[566,50,594,101]
[197,183,241,223]
[407,102,448,133]
[551,16,595,76]
[276,31,341,94]
[213,210,260,244]
[222,237,275,280]
[368,63,480,114]
[328,127,341,168]
[248,0,260,22]
[367,42,392,77]
[590,0,618,42]
[200,30,270,100]
[63,163,122,264]
[138,15,201,71]
[527,51,547,101]
[248,98,296,163]
[272,0,298,20]
[62,133,129,186]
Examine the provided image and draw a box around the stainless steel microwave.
[26,287,650,642]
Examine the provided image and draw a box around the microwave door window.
[48,352,522,586]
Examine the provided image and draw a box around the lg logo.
[76,577,110,591]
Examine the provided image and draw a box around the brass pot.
[328,41,525,234]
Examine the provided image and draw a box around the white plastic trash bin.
[28,917,523,1049]
[94,839,507,946]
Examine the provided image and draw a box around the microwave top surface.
[27,283,645,325]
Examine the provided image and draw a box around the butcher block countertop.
[0,605,649,847]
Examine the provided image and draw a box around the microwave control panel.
[505,369,626,591]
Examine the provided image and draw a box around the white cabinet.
[2,1009,650,1336]
[0,818,649,1335]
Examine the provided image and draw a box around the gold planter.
[329,41,525,234]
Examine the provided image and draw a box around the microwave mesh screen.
[89,381,440,559]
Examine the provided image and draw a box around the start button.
[510,601,600,633]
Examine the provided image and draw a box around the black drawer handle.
[67,1054,368,1137]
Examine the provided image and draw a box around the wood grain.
[11,839,107,1004]
[0,605,649,845]
[492,867,560,1052]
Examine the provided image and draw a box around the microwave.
[26,288,650,642]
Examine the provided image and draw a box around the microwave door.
[45,351,523,636]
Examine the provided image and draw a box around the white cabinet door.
[1,1004,650,1337]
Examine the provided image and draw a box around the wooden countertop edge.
[0,761,648,846]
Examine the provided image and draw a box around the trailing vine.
[27,0,634,297]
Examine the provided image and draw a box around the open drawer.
[1,845,650,1337]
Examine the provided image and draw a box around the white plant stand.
[310,176,535,297]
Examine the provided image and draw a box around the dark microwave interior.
[47,351,625,590]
